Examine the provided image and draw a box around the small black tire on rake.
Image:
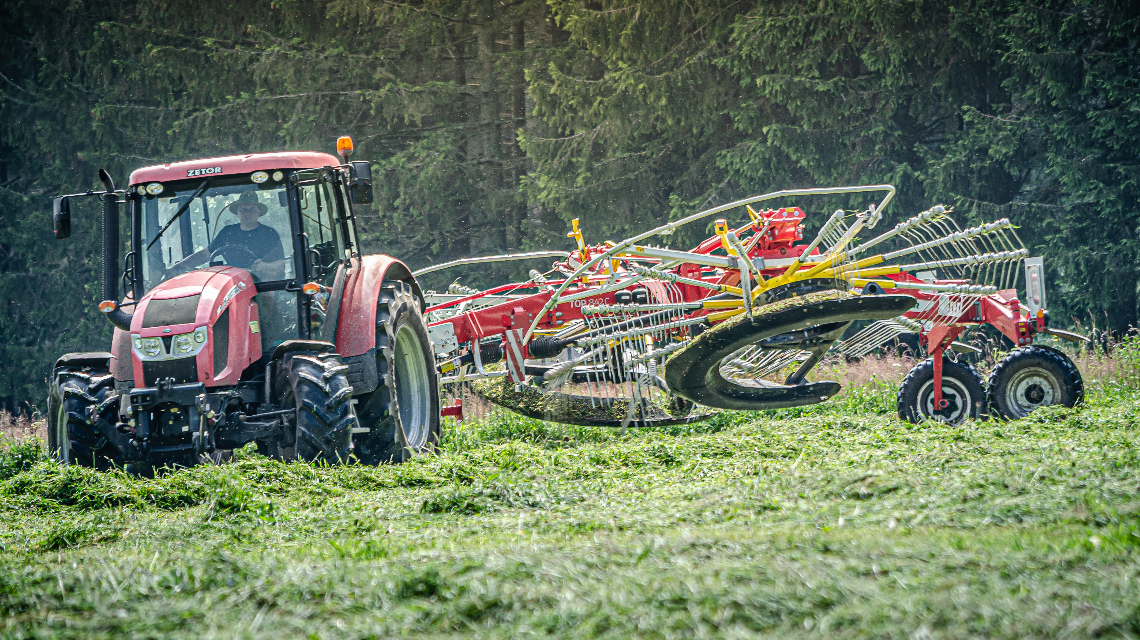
[897,356,986,425]
[986,346,1083,420]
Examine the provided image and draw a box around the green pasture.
[1,373,1139,638]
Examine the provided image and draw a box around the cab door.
[297,177,348,340]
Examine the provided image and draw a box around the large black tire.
[987,346,1083,420]
[46,369,124,469]
[279,352,357,463]
[355,281,440,465]
[897,357,986,425]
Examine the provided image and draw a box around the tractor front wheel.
[354,281,440,465]
[274,351,357,463]
[46,368,124,469]
[987,346,1083,420]
[897,357,986,425]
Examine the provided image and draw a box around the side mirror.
[348,161,373,205]
[53,196,71,239]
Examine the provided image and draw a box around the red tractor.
[46,138,440,469]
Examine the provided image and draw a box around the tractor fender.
[335,255,424,358]
[109,294,135,383]
[53,352,113,372]
[110,328,132,382]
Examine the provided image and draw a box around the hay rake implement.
[419,184,1085,428]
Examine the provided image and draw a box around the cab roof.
[128,151,342,186]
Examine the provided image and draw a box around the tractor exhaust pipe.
[98,168,133,331]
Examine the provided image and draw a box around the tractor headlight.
[250,171,269,184]
[171,328,208,357]
[172,333,196,355]
[134,336,163,358]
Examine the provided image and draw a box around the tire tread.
[897,356,986,424]
[287,352,357,463]
[986,345,1083,420]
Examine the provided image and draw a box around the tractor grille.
[143,358,198,386]
[143,295,201,328]
[213,308,229,374]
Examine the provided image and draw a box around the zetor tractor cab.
[46,138,440,469]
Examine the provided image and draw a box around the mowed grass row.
[1,380,1139,638]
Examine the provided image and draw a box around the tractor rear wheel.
[46,368,124,469]
[278,351,357,464]
[354,281,440,465]
[897,357,986,425]
[987,346,1083,420]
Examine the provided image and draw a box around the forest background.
[0,0,1136,413]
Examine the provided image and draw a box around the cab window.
[298,181,347,338]
[299,181,346,279]
[141,182,295,290]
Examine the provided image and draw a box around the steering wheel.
[209,245,259,268]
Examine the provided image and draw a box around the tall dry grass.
[1,411,42,445]
[816,352,918,389]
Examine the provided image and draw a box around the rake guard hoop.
[664,292,917,411]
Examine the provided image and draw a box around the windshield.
[141,180,295,291]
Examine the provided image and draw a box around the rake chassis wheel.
[987,346,1083,420]
[897,356,986,425]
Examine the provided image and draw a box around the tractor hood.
[130,267,262,388]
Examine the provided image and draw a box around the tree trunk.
[476,0,502,254]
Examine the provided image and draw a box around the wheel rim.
[54,399,70,463]
[1002,366,1060,418]
[394,324,432,450]
[916,377,973,424]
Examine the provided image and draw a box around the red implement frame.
[427,199,1050,415]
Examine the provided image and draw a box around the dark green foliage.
[528,0,1139,328]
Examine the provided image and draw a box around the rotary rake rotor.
[418,184,1080,428]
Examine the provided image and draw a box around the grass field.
[2,350,1139,638]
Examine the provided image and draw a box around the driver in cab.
[171,191,287,281]
[210,191,286,279]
